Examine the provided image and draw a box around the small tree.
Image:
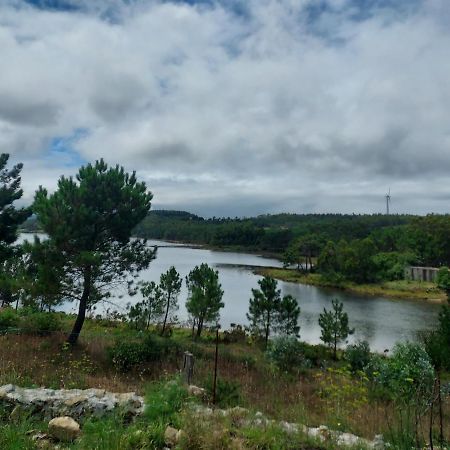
[128,281,164,330]
[159,266,182,335]
[32,160,156,344]
[318,298,354,359]
[186,263,224,338]
[0,154,31,263]
[247,276,280,348]
[276,294,300,337]
[0,153,31,306]
[247,276,300,348]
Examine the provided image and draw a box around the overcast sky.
[2,0,450,217]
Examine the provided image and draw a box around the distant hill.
[133,209,415,255]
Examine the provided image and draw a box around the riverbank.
[255,268,447,303]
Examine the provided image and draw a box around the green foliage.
[159,266,182,335]
[20,312,62,336]
[316,366,369,429]
[186,263,224,338]
[437,266,450,299]
[345,340,372,373]
[247,276,300,348]
[128,281,164,330]
[108,333,180,372]
[372,251,416,281]
[145,378,190,425]
[266,335,306,372]
[0,154,31,265]
[223,323,248,344]
[205,376,241,408]
[276,294,301,336]
[318,299,354,359]
[30,159,156,344]
[0,308,19,332]
[374,342,435,407]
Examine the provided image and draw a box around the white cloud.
[3,0,450,216]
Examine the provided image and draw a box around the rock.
[164,426,179,447]
[0,385,144,419]
[175,429,187,443]
[48,416,81,442]
[64,395,87,407]
[187,385,206,398]
[373,434,385,449]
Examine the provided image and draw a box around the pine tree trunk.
[161,292,171,336]
[264,310,270,349]
[67,267,91,345]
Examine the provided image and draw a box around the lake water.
[19,235,442,352]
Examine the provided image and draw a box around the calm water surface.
[19,235,441,352]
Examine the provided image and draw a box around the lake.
[19,235,442,352]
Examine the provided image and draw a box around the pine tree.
[318,298,354,359]
[247,276,300,348]
[32,159,155,344]
[159,266,182,335]
[0,153,31,306]
[186,263,224,338]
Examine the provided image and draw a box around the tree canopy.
[32,159,155,344]
[186,263,224,338]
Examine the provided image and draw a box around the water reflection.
[18,235,441,352]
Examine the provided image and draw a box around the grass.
[256,268,447,302]
[0,313,449,449]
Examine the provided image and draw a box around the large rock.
[0,384,144,419]
[48,416,81,442]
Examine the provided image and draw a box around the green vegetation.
[318,299,354,360]
[2,154,450,448]
[31,159,156,344]
[186,263,224,338]
[247,276,300,348]
[0,307,448,449]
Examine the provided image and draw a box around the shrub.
[223,323,248,344]
[205,376,241,408]
[265,336,305,372]
[21,312,62,336]
[345,340,371,373]
[0,309,19,332]
[108,341,146,372]
[108,333,181,372]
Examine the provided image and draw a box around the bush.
[205,376,241,408]
[108,333,181,372]
[345,340,371,373]
[265,336,306,372]
[21,312,62,336]
[108,341,146,372]
[0,309,19,332]
[223,323,248,344]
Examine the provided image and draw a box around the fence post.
[183,351,194,385]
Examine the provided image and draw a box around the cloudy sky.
[2,0,450,217]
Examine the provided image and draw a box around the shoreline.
[254,267,447,304]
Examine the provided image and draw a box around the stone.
[64,395,87,407]
[175,429,187,443]
[187,385,206,398]
[48,416,81,442]
[164,426,179,447]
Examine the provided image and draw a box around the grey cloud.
[0,93,59,126]
[2,0,450,215]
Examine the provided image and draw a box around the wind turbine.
[385,188,391,215]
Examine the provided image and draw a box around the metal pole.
[212,325,219,405]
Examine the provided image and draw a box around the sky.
[2,0,450,217]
